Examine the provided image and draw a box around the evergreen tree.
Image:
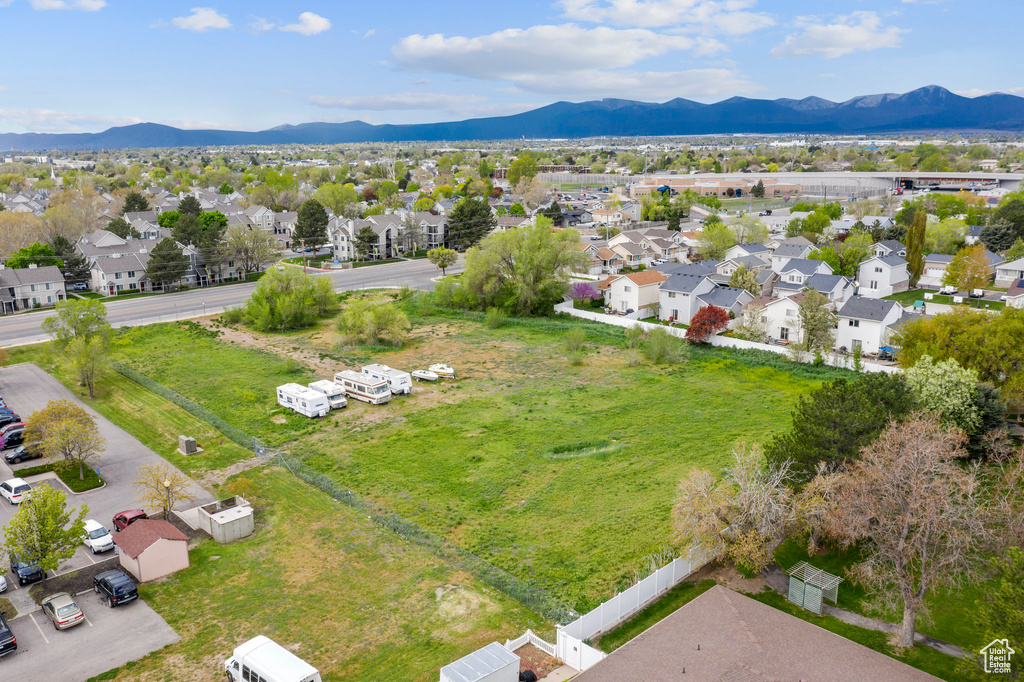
[178,195,202,216]
[121,190,149,214]
[980,220,1017,253]
[293,199,329,254]
[751,179,766,198]
[541,201,563,225]
[448,197,496,249]
[106,217,139,239]
[354,226,379,260]
[905,211,927,286]
[145,237,190,290]
[51,235,90,281]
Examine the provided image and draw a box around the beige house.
[599,269,667,315]
[113,519,189,582]
[0,264,67,315]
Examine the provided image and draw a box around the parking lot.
[1,589,180,679]
[1,362,215,678]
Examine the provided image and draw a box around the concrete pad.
[541,665,580,681]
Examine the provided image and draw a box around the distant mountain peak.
[0,86,1021,151]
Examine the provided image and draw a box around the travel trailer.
[361,364,412,396]
[333,370,392,405]
[276,383,329,418]
[307,380,348,410]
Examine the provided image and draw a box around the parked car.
[68,281,89,291]
[0,413,20,428]
[0,611,15,658]
[0,478,31,505]
[82,519,115,554]
[4,444,41,465]
[758,209,772,216]
[0,422,24,441]
[0,426,25,451]
[93,570,138,608]
[112,509,149,531]
[0,574,7,593]
[939,285,957,295]
[9,553,43,586]
[41,593,85,630]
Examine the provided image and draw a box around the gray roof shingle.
[838,296,901,321]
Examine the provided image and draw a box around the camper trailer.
[276,383,330,418]
[361,364,412,396]
[307,380,348,410]
[225,636,321,682]
[333,370,392,405]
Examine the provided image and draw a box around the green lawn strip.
[0,597,15,620]
[110,468,550,682]
[352,257,405,268]
[595,579,717,652]
[14,461,104,492]
[746,589,961,681]
[773,537,994,652]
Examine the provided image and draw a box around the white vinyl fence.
[554,302,901,374]
[505,629,556,658]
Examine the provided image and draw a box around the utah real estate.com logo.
[981,639,1015,674]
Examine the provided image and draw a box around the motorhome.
[276,383,329,418]
[307,380,348,410]
[225,636,321,682]
[361,364,412,396]
[333,370,392,405]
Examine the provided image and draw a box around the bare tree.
[25,400,104,480]
[218,225,282,275]
[831,413,988,648]
[134,464,195,519]
[792,461,843,553]
[0,212,47,259]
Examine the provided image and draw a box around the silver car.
[41,593,85,630]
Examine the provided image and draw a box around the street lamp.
[163,478,171,519]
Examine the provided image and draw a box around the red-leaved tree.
[685,305,730,343]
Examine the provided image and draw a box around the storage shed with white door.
[439,642,520,682]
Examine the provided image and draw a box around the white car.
[0,478,30,505]
[82,519,115,554]
[0,574,7,593]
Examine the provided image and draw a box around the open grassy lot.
[107,303,845,610]
[92,468,549,682]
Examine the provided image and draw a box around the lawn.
[106,303,845,611]
[883,288,1005,310]
[91,468,550,682]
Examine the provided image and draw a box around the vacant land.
[106,301,843,610]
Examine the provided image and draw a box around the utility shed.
[439,642,520,682]
[113,519,189,582]
[197,496,254,544]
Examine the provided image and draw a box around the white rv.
[225,636,321,682]
[307,380,348,410]
[276,383,329,418]
[361,364,412,396]
[333,370,392,405]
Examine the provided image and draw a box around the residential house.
[576,243,605,276]
[601,270,667,315]
[0,264,67,315]
[609,242,648,269]
[773,258,834,293]
[652,260,718,277]
[76,229,156,266]
[996,257,1024,288]
[757,293,808,344]
[91,252,151,294]
[1005,279,1024,309]
[918,254,953,289]
[711,256,777,296]
[835,297,904,354]
[769,242,815,271]
[695,286,753,319]
[659,273,716,324]
[595,247,624,274]
[723,242,770,265]
[765,235,814,253]
[965,225,983,245]
[872,240,907,258]
[591,208,627,227]
[857,255,910,298]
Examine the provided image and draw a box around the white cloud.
[28,0,105,10]
[559,0,773,34]
[307,92,486,111]
[362,28,375,39]
[281,11,331,36]
[956,87,1024,98]
[247,16,276,33]
[170,7,232,32]
[393,24,721,81]
[770,12,906,59]
[0,108,142,133]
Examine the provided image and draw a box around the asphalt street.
[1,256,462,347]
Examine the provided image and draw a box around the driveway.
[1,592,180,681]
[0,363,215,594]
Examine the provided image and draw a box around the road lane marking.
[29,613,49,644]
[83,549,96,565]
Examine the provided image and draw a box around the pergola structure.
[786,561,843,615]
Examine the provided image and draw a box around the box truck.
[225,636,321,682]
[307,380,348,410]
[276,383,329,418]
[333,370,392,405]
[361,363,412,396]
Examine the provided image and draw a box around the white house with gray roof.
[872,240,906,258]
[858,255,910,298]
[835,297,904,354]
[996,257,1024,288]
[90,252,151,294]
[723,243,770,265]
[0,264,66,314]
[659,273,716,324]
[775,257,833,283]
[769,242,816,271]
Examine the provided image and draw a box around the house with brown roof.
[602,270,667,315]
[574,585,938,682]
[1006,279,1024,309]
[112,519,190,582]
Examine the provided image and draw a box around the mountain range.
[2,86,1023,152]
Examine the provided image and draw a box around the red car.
[112,510,149,532]
[0,423,24,441]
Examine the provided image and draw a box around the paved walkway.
[763,566,966,658]
[540,665,578,681]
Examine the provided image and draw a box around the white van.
[276,383,330,418]
[225,636,321,682]
[361,364,412,396]
[334,370,392,405]
[307,380,348,410]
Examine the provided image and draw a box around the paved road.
[0,363,216,592]
[1,256,462,347]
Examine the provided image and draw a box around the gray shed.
[439,642,520,682]
[196,496,254,544]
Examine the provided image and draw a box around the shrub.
[398,284,414,300]
[220,307,244,325]
[564,327,588,352]
[568,350,585,366]
[485,307,507,329]
[415,293,435,317]
[624,349,642,367]
[337,295,412,347]
[644,327,685,364]
[685,306,730,343]
[283,358,304,373]
[240,267,336,332]
[624,324,645,348]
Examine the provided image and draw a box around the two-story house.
[599,269,667,316]
[857,255,910,298]
[0,264,67,314]
[90,252,151,294]
[835,297,905,355]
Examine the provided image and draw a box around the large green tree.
[145,237,190,291]
[6,242,57,269]
[905,211,927,287]
[41,298,111,347]
[294,199,329,254]
[354,226,379,260]
[122,190,150,214]
[178,195,202,216]
[218,225,281,275]
[106,217,140,240]
[447,197,496,249]
[427,247,458,275]
[2,485,88,585]
[239,267,335,332]
[979,221,1017,254]
[51,234,90,281]
[506,156,539,186]
[765,373,918,482]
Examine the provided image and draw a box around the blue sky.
[0,0,1020,133]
